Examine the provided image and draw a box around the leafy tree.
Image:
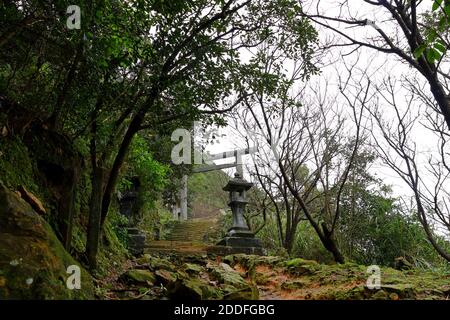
[1,0,319,268]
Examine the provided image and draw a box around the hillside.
[2,0,450,305]
[188,170,229,219]
[104,252,450,300]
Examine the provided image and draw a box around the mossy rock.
[280,279,309,290]
[222,284,259,300]
[207,262,259,300]
[0,137,38,193]
[394,257,414,271]
[120,270,155,285]
[168,277,222,300]
[182,263,203,275]
[334,285,366,300]
[0,183,94,299]
[168,278,203,300]
[285,258,320,275]
[137,254,176,272]
[370,290,389,300]
[223,254,283,269]
[207,263,248,288]
[182,254,209,265]
[378,284,417,299]
[155,269,178,286]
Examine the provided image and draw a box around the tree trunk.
[100,115,142,227]
[86,110,102,270]
[86,165,104,270]
[415,196,450,262]
[284,231,294,255]
[284,219,300,255]
[321,223,345,264]
[278,162,345,263]
[428,77,450,130]
[98,82,162,229]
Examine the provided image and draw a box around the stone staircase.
[165,218,218,242]
[145,217,219,255]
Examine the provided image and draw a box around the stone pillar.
[180,174,188,221]
[117,177,146,256]
[235,151,244,178]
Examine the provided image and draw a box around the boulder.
[168,279,203,300]
[120,270,155,285]
[222,284,259,300]
[285,258,320,275]
[182,263,203,275]
[137,254,176,272]
[155,269,178,286]
[207,262,259,300]
[379,284,416,299]
[167,278,222,300]
[370,290,389,300]
[0,182,94,299]
[207,262,248,287]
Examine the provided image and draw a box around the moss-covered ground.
[99,252,450,300]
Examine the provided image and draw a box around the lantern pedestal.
[213,173,264,255]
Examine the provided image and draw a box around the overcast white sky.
[195,0,448,205]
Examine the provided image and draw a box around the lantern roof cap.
[223,172,253,191]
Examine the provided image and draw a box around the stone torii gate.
[173,147,257,221]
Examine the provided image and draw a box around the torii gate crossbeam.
[173,147,257,220]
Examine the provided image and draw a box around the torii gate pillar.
[180,174,188,221]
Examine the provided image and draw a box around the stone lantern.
[117,176,146,256]
[216,172,263,254]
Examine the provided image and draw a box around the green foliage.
[138,200,177,240]
[337,193,441,267]
[120,134,170,205]
[108,207,130,248]
[413,0,450,63]
[294,222,336,264]
[187,170,229,217]
[0,136,38,193]
[95,209,129,277]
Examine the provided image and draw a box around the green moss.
[136,254,176,272]
[223,254,284,269]
[95,211,129,277]
[208,264,248,288]
[182,263,203,275]
[222,284,259,300]
[71,222,87,254]
[120,270,155,285]
[0,136,38,193]
[281,279,309,290]
[285,258,321,275]
[0,183,94,299]
[254,272,271,285]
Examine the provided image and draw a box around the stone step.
[162,217,219,243]
[144,240,209,255]
[145,240,204,248]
